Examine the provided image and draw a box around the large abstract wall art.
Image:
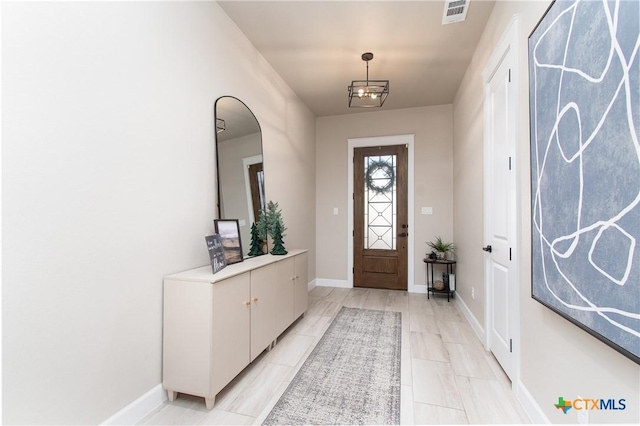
[529,0,639,363]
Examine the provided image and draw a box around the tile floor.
[140,287,531,425]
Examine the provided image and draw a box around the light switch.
[333,207,339,215]
[421,207,433,215]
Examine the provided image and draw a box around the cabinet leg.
[167,390,177,402]
[205,396,215,410]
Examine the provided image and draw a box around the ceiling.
[218,0,496,117]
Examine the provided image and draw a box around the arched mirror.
[215,96,266,256]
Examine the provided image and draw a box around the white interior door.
[484,25,518,381]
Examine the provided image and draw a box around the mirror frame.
[214,96,266,255]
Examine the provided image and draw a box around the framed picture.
[529,0,639,363]
[214,219,244,265]
[205,234,227,274]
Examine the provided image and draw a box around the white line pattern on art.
[531,0,640,338]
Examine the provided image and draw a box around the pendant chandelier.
[347,52,389,108]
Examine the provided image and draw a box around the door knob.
[482,245,492,253]
[398,232,408,237]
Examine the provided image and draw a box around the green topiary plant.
[270,220,288,255]
[255,200,287,242]
[247,222,265,257]
[256,209,269,243]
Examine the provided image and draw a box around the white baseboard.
[101,384,167,425]
[409,284,428,294]
[516,380,550,424]
[454,294,486,347]
[315,278,351,288]
[307,279,317,291]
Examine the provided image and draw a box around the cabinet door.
[163,280,212,397]
[294,252,309,319]
[275,257,295,336]
[211,273,251,395]
[250,263,278,361]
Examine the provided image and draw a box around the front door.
[354,145,408,290]
[484,38,516,380]
[248,162,264,222]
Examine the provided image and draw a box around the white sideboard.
[162,249,308,409]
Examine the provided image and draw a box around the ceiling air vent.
[442,0,469,25]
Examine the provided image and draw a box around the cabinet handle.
[244,301,251,306]
[295,275,299,279]
[253,297,259,302]
[291,276,295,281]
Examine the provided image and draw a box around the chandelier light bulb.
[371,93,377,99]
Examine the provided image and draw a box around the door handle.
[398,232,408,237]
[482,245,492,253]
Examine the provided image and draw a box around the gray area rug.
[263,307,402,425]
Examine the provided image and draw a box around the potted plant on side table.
[426,236,456,260]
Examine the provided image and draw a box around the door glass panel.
[364,155,397,250]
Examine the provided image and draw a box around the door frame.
[347,134,416,291]
[482,15,520,387]
[242,154,263,224]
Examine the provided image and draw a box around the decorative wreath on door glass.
[365,160,395,194]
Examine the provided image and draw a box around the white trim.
[516,380,550,424]
[482,15,521,388]
[307,278,317,291]
[315,278,350,288]
[347,135,416,291]
[454,294,487,346]
[411,284,428,294]
[242,154,263,224]
[482,14,520,82]
[101,384,166,425]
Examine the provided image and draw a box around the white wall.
[316,106,453,290]
[2,2,315,424]
[453,1,639,423]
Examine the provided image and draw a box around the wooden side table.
[423,258,456,302]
